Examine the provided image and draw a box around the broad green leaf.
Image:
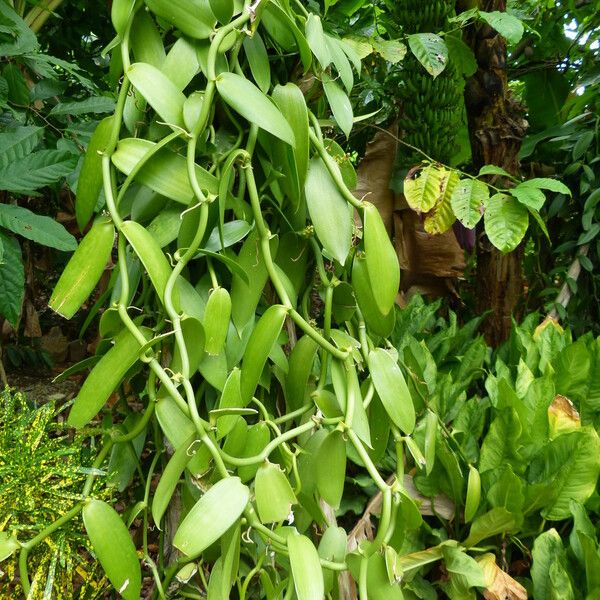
[121,220,174,305]
[49,217,115,319]
[479,407,522,473]
[404,164,449,214]
[319,527,347,593]
[531,529,565,600]
[408,33,449,78]
[322,73,353,137]
[368,348,415,434]
[324,138,357,191]
[363,202,400,315]
[328,36,353,92]
[240,304,287,403]
[464,507,517,547]
[445,35,477,76]
[520,177,571,196]
[76,116,113,230]
[0,150,77,194]
[315,430,346,508]
[82,499,141,600]
[145,0,216,39]
[305,157,352,265]
[49,96,115,116]
[68,327,149,428]
[285,335,319,411]
[484,193,528,253]
[152,433,197,528]
[479,11,524,44]
[0,532,19,562]
[204,220,253,252]
[0,203,76,251]
[255,461,297,523]
[288,534,325,600]
[450,178,488,229]
[442,546,486,588]
[112,138,219,204]
[529,428,600,520]
[106,414,146,492]
[464,465,481,523]
[216,72,295,146]
[243,33,271,93]
[210,0,234,24]
[203,287,231,355]
[127,62,186,129]
[0,232,23,326]
[0,126,43,168]
[511,184,546,211]
[173,477,249,557]
[371,37,406,64]
[306,14,331,68]
[478,165,512,178]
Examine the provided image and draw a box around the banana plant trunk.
[462,0,528,346]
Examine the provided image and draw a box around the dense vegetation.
[0,0,599,598]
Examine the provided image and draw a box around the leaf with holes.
[408,33,448,78]
[450,178,489,229]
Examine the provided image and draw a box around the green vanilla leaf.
[82,499,141,600]
[173,477,250,557]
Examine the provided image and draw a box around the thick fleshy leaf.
[131,10,165,67]
[173,477,249,557]
[210,0,234,24]
[315,430,346,508]
[0,203,76,251]
[450,178,488,229]
[120,220,174,305]
[464,465,481,523]
[363,202,399,315]
[288,534,325,600]
[322,73,353,137]
[0,232,24,327]
[255,461,297,523]
[83,499,141,600]
[216,72,295,146]
[145,0,216,39]
[306,14,331,68]
[240,304,287,404]
[68,327,149,428]
[111,0,135,36]
[305,158,352,264]
[352,254,395,338]
[49,217,114,319]
[368,348,415,434]
[152,433,196,528]
[217,368,243,439]
[408,33,448,78]
[243,33,270,92]
[484,193,529,253]
[112,138,219,204]
[162,37,201,90]
[203,287,231,356]
[285,335,318,411]
[76,116,113,230]
[127,62,185,128]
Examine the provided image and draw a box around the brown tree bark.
[462,0,529,346]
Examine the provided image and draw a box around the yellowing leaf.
[404,164,449,214]
[478,553,527,600]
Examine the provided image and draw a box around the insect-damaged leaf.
[408,33,448,78]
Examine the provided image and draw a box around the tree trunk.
[462,0,528,346]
